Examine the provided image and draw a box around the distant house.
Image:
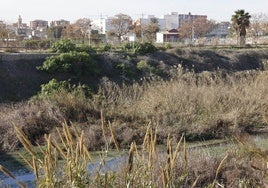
[30,20,48,30]
[156,29,180,43]
[207,22,231,38]
[50,19,70,27]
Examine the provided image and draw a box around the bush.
[51,39,76,53]
[116,62,135,77]
[102,44,111,51]
[76,44,96,53]
[37,51,99,76]
[23,39,39,50]
[123,42,133,51]
[165,43,173,49]
[39,79,93,98]
[3,47,20,53]
[134,42,158,55]
[38,40,51,50]
[39,79,71,96]
[136,60,154,72]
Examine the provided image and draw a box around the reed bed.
[1,120,267,187]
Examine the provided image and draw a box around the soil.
[0,48,268,102]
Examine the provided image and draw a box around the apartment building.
[164,12,207,30]
[30,19,48,30]
[50,19,70,27]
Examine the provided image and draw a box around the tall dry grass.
[99,69,268,140]
[0,69,267,152]
[1,120,266,187]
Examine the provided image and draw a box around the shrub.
[123,42,133,51]
[134,42,158,55]
[102,43,111,51]
[39,79,71,96]
[116,62,135,77]
[39,79,93,98]
[23,39,39,50]
[165,42,173,49]
[3,48,19,53]
[136,60,154,73]
[37,51,99,76]
[51,39,76,53]
[38,40,51,50]
[76,44,95,54]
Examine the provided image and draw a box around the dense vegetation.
[0,41,267,187]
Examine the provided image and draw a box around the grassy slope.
[0,48,268,102]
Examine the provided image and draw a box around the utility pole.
[88,24,92,46]
[141,13,144,42]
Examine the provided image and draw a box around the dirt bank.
[0,48,268,101]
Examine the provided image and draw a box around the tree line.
[1,10,268,47]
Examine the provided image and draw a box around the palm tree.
[231,9,251,46]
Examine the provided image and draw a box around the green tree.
[231,9,251,46]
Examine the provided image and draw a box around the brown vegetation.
[0,69,267,152]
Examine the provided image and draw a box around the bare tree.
[108,13,132,43]
[74,18,92,43]
[130,22,142,39]
[61,18,91,43]
[0,21,8,46]
[249,13,268,42]
[143,18,160,42]
[178,17,215,39]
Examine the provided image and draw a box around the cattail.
[0,164,16,179]
[215,154,228,178]
[14,125,36,157]
[32,156,39,179]
[128,142,135,174]
[51,140,68,159]
[109,121,120,152]
[162,169,168,187]
[183,137,188,170]
[211,154,228,187]
[171,135,183,169]
[17,181,27,188]
[142,122,151,152]
[63,123,74,147]
[56,127,68,149]
[101,109,108,145]
[79,131,84,154]
[18,153,34,169]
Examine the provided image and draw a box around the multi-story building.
[207,22,231,37]
[30,19,48,30]
[92,16,131,36]
[164,12,207,30]
[50,19,70,27]
[136,15,166,31]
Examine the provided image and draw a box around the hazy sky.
[1,0,268,23]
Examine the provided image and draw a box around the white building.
[164,12,180,30]
[164,12,207,30]
[91,17,109,34]
[138,15,166,31]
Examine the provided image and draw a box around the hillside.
[0,48,268,102]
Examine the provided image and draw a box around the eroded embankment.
[0,48,268,102]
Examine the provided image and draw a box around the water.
[0,156,127,187]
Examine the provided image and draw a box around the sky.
[1,0,268,24]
